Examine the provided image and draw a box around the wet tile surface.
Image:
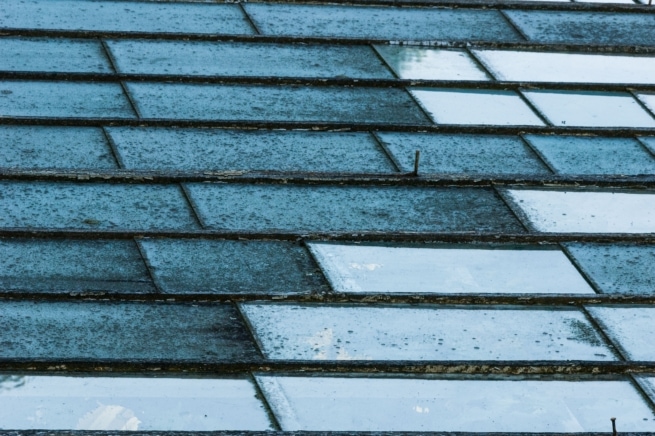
[308,243,595,294]
[637,93,655,116]
[0,81,135,119]
[565,244,655,295]
[586,306,655,360]
[127,83,429,124]
[0,126,117,169]
[523,91,655,128]
[505,189,655,233]
[411,89,544,126]
[505,11,655,46]
[245,4,521,41]
[0,38,112,73]
[107,41,393,79]
[377,133,549,174]
[374,46,488,80]
[138,239,327,295]
[0,239,154,294]
[185,184,523,233]
[107,128,395,173]
[0,376,272,431]
[524,135,655,175]
[0,0,253,35]
[0,182,198,230]
[0,301,259,361]
[640,136,655,155]
[474,50,655,84]
[257,376,655,431]
[243,304,613,360]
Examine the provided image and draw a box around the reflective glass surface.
[374,46,488,80]
[587,306,655,361]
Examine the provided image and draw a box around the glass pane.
[308,243,594,294]
[257,376,655,431]
[505,189,655,233]
[242,304,614,360]
[0,375,271,431]
[586,306,655,360]
[411,89,544,125]
[374,46,488,80]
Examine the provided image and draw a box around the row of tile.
[3,182,655,233]
[0,300,653,361]
[2,1,655,46]
[4,38,655,86]
[2,81,655,127]
[1,239,654,296]
[1,374,655,431]
[4,126,655,175]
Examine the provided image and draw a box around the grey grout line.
[370,131,404,173]
[101,126,126,169]
[133,238,165,294]
[238,2,263,35]
[518,133,557,174]
[498,9,530,42]
[179,183,207,229]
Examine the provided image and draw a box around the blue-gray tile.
[0,126,117,169]
[505,11,655,46]
[0,239,154,294]
[138,239,328,295]
[639,137,655,155]
[0,81,135,119]
[245,4,522,42]
[0,38,112,73]
[0,301,259,361]
[377,133,550,175]
[107,127,395,173]
[106,40,393,79]
[565,244,655,295]
[524,135,655,175]
[0,182,198,230]
[127,83,429,124]
[185,184,523,233]
[0,0,253,35]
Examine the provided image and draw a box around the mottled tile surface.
[0,38,112,73]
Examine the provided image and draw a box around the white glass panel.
[308,243,594,294]
[522,91,655,127]
[257,376,655,431]
[242,304,615,361]
[474,50,655,84]
[374,46,488,80]
[637,93,655,116]
[0,376,271,431]
[586,307,655,360]
[411,89,544,125]
[506,189,655,233]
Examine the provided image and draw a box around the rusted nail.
[413,150,420,177]
[611,417,617,436]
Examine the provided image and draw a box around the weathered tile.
[0,81,135,119]
[0,239,153,294]
[377,132,549,174]
[586,306,655,360]
[504,11,655,46]
[138,239,327,295]
[244,4,521,41]
[185,184,523,233]
[257,376,655,431]
[0,126,117,169]
[243,304,613,360]
[127,83,429,124]
[308,243,594,294]
[411,89,544,125]
[523,91,655,128]
[639,136,655,155]
[0,38,112,73]
[0,182,198,230]
[0,0,253,35]
[565,243,655,295]
[0,301,258,361]
[374,46,488,80]
[637,93,655,117]
[637,377,655,406]
[474,50,655,84]
[107,127,395,173]
[0,376,272,431]
[524,135,655,175]
[107,40,392,79]
[505,189,655,233]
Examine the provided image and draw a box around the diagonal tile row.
[3,126,655,176]
[2,1,655,46]
[2,239,655,296]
